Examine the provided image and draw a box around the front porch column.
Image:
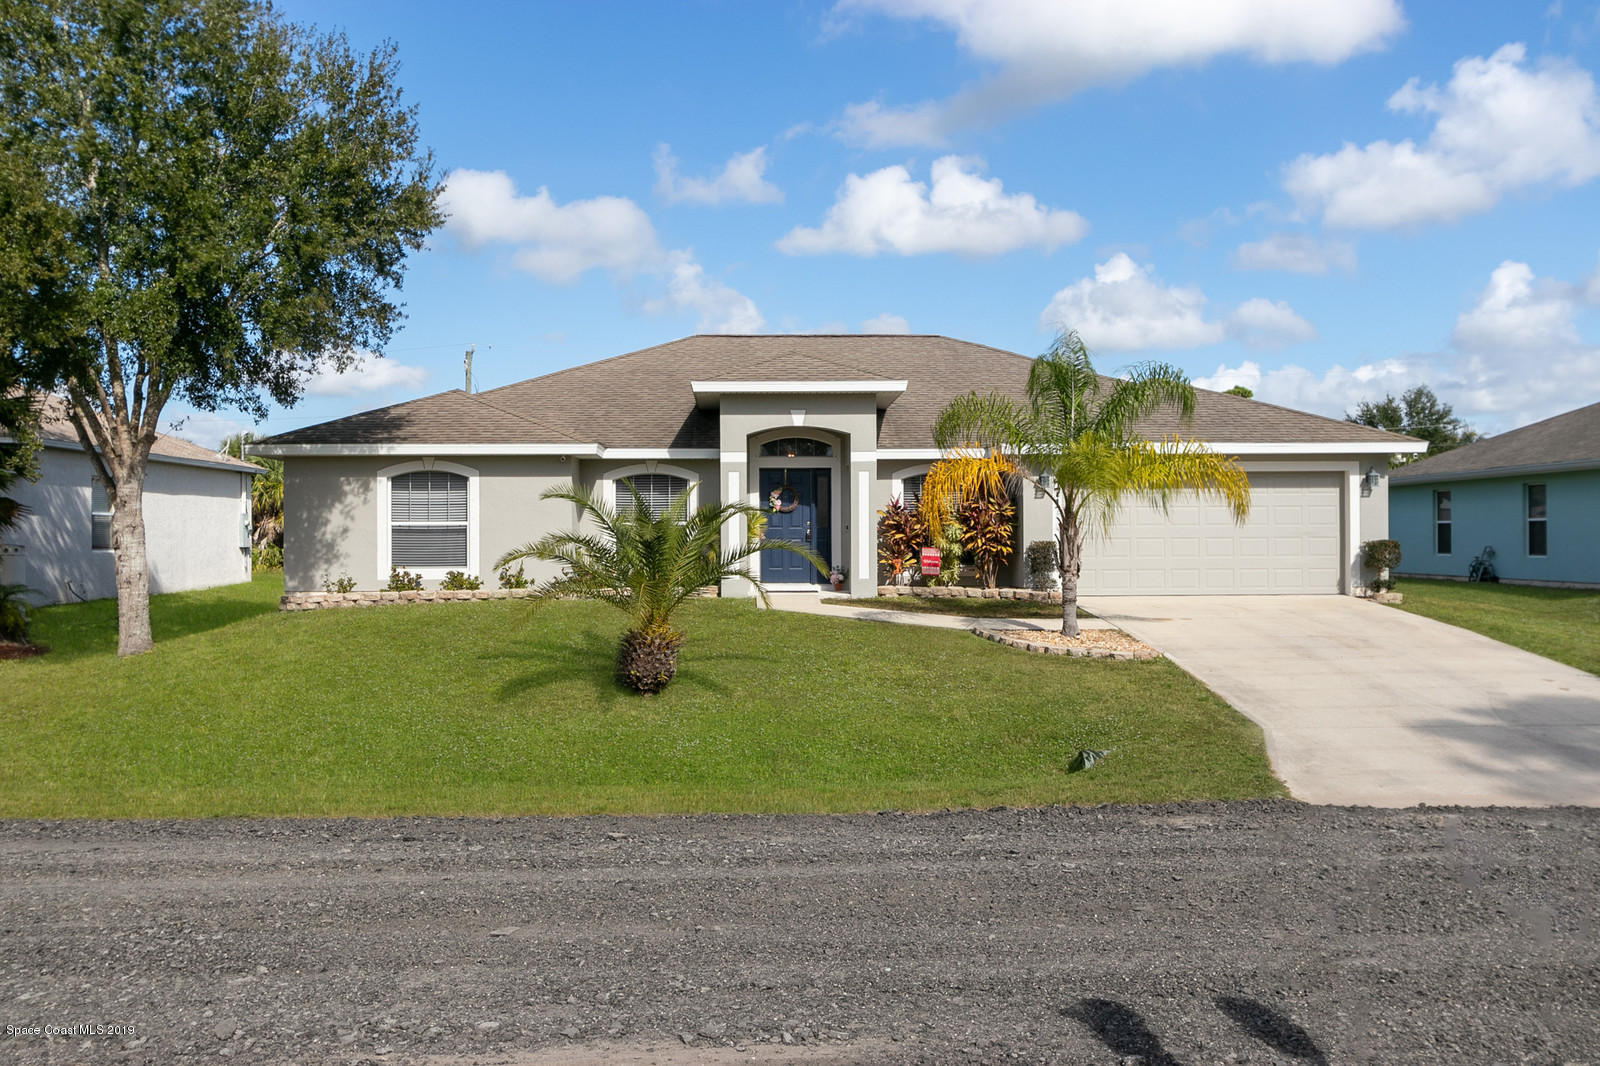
[720,455,752,597]
[849,459,874,597]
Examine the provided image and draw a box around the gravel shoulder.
[1,801,1596,1065]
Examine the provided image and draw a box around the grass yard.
[1392,579,1600,675]
[822,596,1085,619]
[2,574,1283,818]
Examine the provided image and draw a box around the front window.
[1434,491,1452,555]
[900,474,925,511]
[619,473,689,519]
[759,437,833,457]
[91,476,113,550]
[1527,484,1547,557]
[390,470,468,568]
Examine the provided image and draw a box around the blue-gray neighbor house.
[1390,400,1600,587]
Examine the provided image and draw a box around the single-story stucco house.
[1,397,260,604]
[252,334,1424,599]
[1390,399,1600,588]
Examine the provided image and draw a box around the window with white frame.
[618,473,689,519]
[900,474,925,510]
[91,476,113,550]
[390,470,468,568]
[1527,483,1547,557]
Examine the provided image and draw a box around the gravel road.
[1,801,1596,1065]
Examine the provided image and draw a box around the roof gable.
[1392,400,1600,482]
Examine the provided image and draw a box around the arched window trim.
[598,463,700,516]
[375,460,479,583]
[889,464,931,511]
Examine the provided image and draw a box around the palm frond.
[1090,361,1196,441]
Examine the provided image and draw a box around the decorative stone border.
[970,626,1161,661]
[281,588,538,611]
[280,586,720,611]
[876,584,1062,602]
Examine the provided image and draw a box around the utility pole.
[463,344,474,393]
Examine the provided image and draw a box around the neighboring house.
[1,397,259,604]
[252,335,1423,598]
[1390,400,1600,587]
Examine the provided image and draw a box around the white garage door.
[1078,472,1344,595]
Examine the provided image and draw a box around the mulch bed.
[0,641,47,661]
[976,626,1161,660]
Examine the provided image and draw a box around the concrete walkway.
[762,591,1114,631]
[1080,595,1600,807]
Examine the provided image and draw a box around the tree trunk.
[1058,514,1081,638]
[110,465,154,656]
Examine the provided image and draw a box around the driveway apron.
[1079,595,1600,807]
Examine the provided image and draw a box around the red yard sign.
[919,547,941,575]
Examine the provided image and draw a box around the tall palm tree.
[933,331,1251,637]
[496,480,825,693]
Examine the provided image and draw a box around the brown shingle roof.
[260,335,1418,450]
[35,395,260,473]
[1391,400,1600,482]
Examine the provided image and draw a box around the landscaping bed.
[977,626,1160,660]
[1,574,1283,817]
[824,595,1086,618]
[1392,579,1600,675]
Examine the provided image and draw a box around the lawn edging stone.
[281,588,539,611]
[878,585,1062,603]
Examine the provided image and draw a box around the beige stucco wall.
[5,445,250,604]
[284,455,586,593]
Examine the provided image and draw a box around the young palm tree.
[496,480,825,693]
[933,331,1251,637]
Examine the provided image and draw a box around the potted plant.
[827,564,847,592]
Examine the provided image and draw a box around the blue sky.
[177,0,1600,446]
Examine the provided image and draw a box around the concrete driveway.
[1079,595,1600,807]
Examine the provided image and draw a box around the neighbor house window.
[390,470,468,568]
[1527,484,1547,557]
[91,476,113,550]
[1434,490,1452,555]
[618,473,689,519]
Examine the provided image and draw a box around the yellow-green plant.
[933,331,1250,636]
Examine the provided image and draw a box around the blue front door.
[759,467,831,582]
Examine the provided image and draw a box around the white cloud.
[1039,254,1224,350]
[777,156,1087,257]
[1193,256,1600,432]
[653,144,784,205]
[1225,298,1318,348]
[861,313,912,333]
[833,0,1404,146]
[647,253,765,334]
[304,355,429,398]
[1232,232,1357,274]
[1285,44,1600,228]
[441,169,663,282]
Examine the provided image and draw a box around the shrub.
[876,497,926,584]
[496,564,530,589]
[385,566,423,591]
[251,543,283,572]
[1361,539,1403,593]
[440,570,482,591]
[322,575,357,594]
[1026,540,1059,591]
[932,520,963,586]
[957,490,1015,589]
[0,582,32,644]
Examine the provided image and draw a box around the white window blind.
[619,474,688,518]
[391,471,467,567]
[901,475,925,511]
[91,477,113,550]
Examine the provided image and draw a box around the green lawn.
[822,596,1085,619]
[1,574,1283,818]
[1392,579,1600,675]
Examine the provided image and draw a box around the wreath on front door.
[768,484,799,512]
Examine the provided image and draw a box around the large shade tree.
[932,332,1252,637]
[497,481,825,694]
[1,0,441,655]
[1347,385,1480,463]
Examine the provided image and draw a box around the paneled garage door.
[1077,472,1344,595]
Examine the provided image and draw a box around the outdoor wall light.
[1362,466,1382,496]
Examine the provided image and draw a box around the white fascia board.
[600,448,719,461]
[876,448,943,460]
[1201,441,1429,455]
